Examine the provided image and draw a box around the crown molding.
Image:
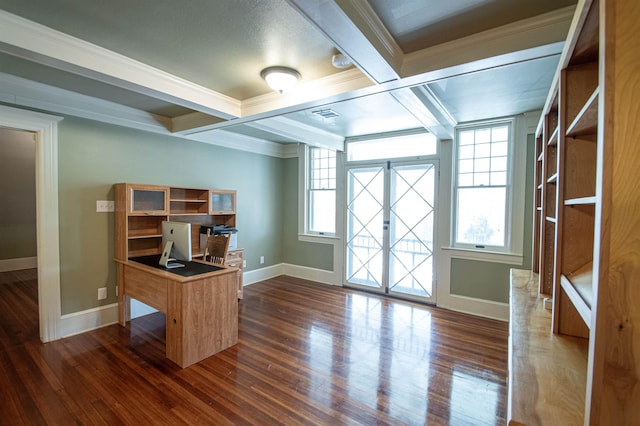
[0,9,241,119]
[240,68,371,120]
[0,72,291,158]
[0,72,172,133]
[334,0,403,74]
[401,5,575,77]
[187,129,290,158]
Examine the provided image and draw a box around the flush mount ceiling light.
[260,66,301,94]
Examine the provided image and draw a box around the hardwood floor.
[0,271,508,425]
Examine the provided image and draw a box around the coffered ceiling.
[0,0,577,156]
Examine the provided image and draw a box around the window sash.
[306,147,336,236]
[453,121,513,250]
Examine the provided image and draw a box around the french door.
[345,160,437,304]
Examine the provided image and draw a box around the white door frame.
[1,105,62,342]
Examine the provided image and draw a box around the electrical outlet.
[242,260,246,268]
[259,256,265,264]
[98,287,107,300]
[96,200,114,212]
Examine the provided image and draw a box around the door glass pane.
[346,167,384,288]
[388,164,435,298]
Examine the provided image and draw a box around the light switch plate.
[96,200,114,212]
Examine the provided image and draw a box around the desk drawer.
[226,249,243,269]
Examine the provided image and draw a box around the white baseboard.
[243,263,284,285]
[280,263,339,286]
[242,263,338,287]
[440,294,509,322]
[0,256,37,272]
[56,264,507,339]
[59,303,119,338]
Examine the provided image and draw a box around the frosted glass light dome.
[260,66,301,94]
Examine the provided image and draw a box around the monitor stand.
[159,241,185,269]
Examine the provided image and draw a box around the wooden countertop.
[508,269,588,426]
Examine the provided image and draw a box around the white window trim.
[298,144,338,243]
[450,117,526,259]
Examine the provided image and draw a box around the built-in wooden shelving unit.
[513,0,640,424]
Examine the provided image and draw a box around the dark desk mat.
[129,255,223,277]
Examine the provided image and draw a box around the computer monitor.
[159,221,192,268]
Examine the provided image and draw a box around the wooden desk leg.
[117,264,130,326]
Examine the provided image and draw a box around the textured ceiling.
[0,0,577,147]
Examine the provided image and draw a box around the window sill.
[441,246,523,265]
[298,234,340,244]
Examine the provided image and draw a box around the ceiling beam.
[285,0,459,139]
[246,116,345,151]
[0,10,241,119]
[285,0,402,84]
[390,87,456,140]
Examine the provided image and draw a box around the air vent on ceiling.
[312,109,340,118]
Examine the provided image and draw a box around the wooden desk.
[508,269,588,425]
[116,258,238,368]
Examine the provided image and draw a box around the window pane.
[348,132,437,161]
[474,158,490,173]
[492,142,508,156]
[459,131,474,145]
[491,172,507,185]
[310,190,336,233]
[456,187,506,246]
[491,156,507,172]
[459,159,474,173]
[475,143,491,158]
[474,172,490,186]
[492,126,508,141]
[476,128,491,143]
[458,173,473,187]
[459,145,474,159]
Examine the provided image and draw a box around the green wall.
[449,133,536,303]
[0,128,37,260]
[281,157,333,270]
[57,116,284,314]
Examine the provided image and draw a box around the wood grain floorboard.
[0,271,508,425]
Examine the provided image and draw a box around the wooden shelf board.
[537,207,543,211]
[547,127,559,146]
[128,234,162,240]
[170,199,208,203]
[560,264,593,328]
[169,213,210,216]
[565,196,597,205]
[545,216,557,223]
[537,183,543,190]
[547,173,558,184]
[509,270,588,426]
[566,88,599,137]
[537,152,544,162]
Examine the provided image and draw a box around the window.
[347,130,437,161]
[453,121,512,250]
[307,147,336,235]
